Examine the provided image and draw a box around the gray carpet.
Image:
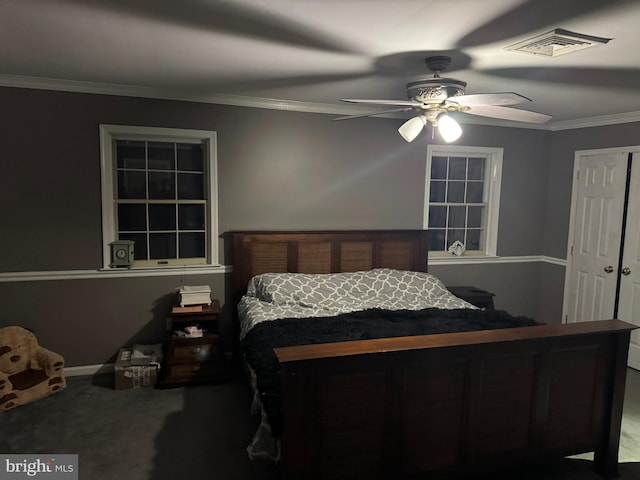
[0,365,279,480]
[1,366,638,480]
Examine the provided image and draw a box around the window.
[100,125,218,268]
[424,145,502,257]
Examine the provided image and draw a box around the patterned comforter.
[238,268,477,339]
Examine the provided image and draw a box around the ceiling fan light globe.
[438,114,463,142]
[398,116,427,142]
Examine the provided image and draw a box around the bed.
[231,230,635,480]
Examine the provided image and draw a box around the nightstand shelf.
[158,300,229,388]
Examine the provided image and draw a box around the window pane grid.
[428,154,489,253]
[115,139,208,263]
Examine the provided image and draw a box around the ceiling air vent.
[505,28,611,57]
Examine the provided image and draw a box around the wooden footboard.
[275,320,635,480]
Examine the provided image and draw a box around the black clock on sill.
[109,240,134,268]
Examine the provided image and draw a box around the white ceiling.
[3,0,640,128]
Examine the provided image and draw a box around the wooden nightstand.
[158,300,229,387]
[447,286,495,310]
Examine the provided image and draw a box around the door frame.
[562,145,640,323]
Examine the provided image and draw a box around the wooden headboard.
[231,230,429,302]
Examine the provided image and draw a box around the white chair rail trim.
[0,265,231,283]
[0,256,565,283]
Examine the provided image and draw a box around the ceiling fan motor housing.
[406,78,466,104]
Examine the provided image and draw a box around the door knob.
[604,265,614,273]
[622,267,631,276]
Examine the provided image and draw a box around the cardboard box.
[114,348,160,390]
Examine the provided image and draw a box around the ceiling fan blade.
[77,0,358,54]
[341,99,422,107]
[450,92,531,107]
[465,105,551,124]
[333,107,414,121]
[208,72,373,94]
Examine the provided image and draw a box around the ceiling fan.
[335,55,552,143]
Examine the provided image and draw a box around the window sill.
[428,255,567,266]
[99,264,230,276]
[429,255,499,266]
[101,263,224,271]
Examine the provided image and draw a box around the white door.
[565,149,640,370]
[565,152,627,323]
[617,152,640,370]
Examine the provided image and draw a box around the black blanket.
[240,307,541,436]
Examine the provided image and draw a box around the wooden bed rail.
[275,319,633,362]
[276,320,635,480]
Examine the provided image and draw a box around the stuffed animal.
[0,326,66,411]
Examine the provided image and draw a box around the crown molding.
[2,74,640,131]
[0,74,358,116]
[549,110,640,131]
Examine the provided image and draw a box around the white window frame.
[423,144,503,258]
[100,124,219,269]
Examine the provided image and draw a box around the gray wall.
[540,122,640,322]
[0,86,574,366]
[545,122,640,259]
[0,275,228,366]
[448,125,552,256]
[430,262,544,319]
